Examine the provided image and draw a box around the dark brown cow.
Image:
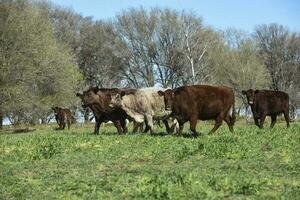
[52,107,75,130]
[76,87,140,135]
[158,85,235,136]
[242,89,290,128]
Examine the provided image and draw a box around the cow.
[158,85,236,136]
[76,87,142,135]
[52,107,75,130]
[109,87,176,134]
[242,89,290,128]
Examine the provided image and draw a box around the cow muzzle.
[109,103,115,108]
[165,107,172,111]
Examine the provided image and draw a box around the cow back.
[172,85,234,120]
[254,90,289,114]
[120,87,170,122]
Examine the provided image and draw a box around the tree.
[39,2,122,88]
[0,0,82,125]
[255,24,300,112]
[178,13,220,85]
[113,8,221,88]
[212,29,271,112]
[78,20,123,88]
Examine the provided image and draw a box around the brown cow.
[52,107,75,130]
[242,89,290,128]
[76,87,141,135]
[158,85,235,136]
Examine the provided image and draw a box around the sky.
[51,0,300,32]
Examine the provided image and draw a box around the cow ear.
[241,90,246,95]
[254,90,259,94]
[92,87,99,93]
[76,93,82,97]
[120,91,126,97]
[158,91,164,96]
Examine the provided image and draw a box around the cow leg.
[57,121,61,129]
[132,121,139,133]
[254,117,260,128]
[145,115,154,134]
[120,119,128,134]
[162,119,171,133]
[58,118,64,130]
[143,125,150,133]
[94,119,102,135]
[208,113,224,134]
[113,120,123,134]
[224,114,234,132]
[270,115,277,129]
[132,121,143,133]
[259,113,266,129]
[177,121,184,135]
[283,110,290,128]
[138,123,144,132]
[168,118,178,134]
[62,115,67,130]
[67,119,71,130]
[189,116,199,136]
[169,121,177,134]
[61,122,66,130]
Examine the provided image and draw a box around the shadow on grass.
[13,128,36,133]
[0,128,36,135]
[91,130,201,139]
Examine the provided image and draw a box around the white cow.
[109,87,176,133]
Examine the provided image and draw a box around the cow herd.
[52,85,291,136]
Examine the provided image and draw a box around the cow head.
[76,87,100,107]
[52,106,60,114]
[242,89,259,105]
[109,91,126,108]
[158,89,174,111]
[51,106,59,113]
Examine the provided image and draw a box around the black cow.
[77,87,143,135]
[52,107,75,130]
[242,89,290,128]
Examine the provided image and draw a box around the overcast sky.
[51,0,300,32]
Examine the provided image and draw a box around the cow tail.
[230,100,236,126]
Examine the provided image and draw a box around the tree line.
[0,0,299,127]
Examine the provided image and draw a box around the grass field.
[0,120,300,199]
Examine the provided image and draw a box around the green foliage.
[0,122,299,199]
[0,0,82,124]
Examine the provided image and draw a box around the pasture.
[1,121,300,199]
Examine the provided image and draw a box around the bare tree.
[113,8,221,88]
[113,8,158,87]
[212,29,271,114]
[255,23,300,112]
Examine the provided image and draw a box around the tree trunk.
[0,114,3,129]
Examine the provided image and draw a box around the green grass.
[0,121,300,199]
